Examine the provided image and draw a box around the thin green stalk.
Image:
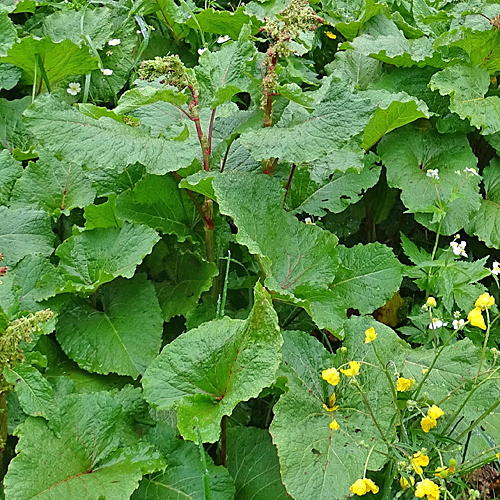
[35,54,51,93]
[354,381,388,444]
[218,250,231,317]
[82,73,91,104]
[475,309,491,380]
[453,398,500,444]
[196,428,212,500]
[32,59,38,103]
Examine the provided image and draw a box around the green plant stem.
[354,381,388,444]
[475,309,491,380]
[0,391,6,480]
[196,428,212,500]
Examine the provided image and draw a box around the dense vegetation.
[1,0,500,498]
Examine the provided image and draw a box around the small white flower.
[429,318,447,330]
[304,217,315,225]
[453,310,461,319]
[136,30,142,34]
[108,38,121,46]
[455,170,461,175]
[464,167,480,176]
[492,261,500,276]
[66,82,81,96]
[106,50,113,56]
[217,35,231,44]
[452,319,465,330]
[426,168,439,180]
[450,240,467,258]
[101,68,113,76]
[198,47,208,55]
[149,25,155,30]
[187,14,191,19]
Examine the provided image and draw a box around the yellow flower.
[322,367,340,386]
[400,476,415,490]
[426,297,437,308]
[428,405,444,421]
[422,368,429,375]
[396,377,415,392]
[329,419,340,431]
[350,478,379,496]
[434,466,451,478]
[340,360,360,377]
[323,393,338,412]
[496,452,500,459]
[325,31,337,39]
[411,451,429,474]
[420,416,437,433]
[468,307,486,330]
[415,478,440,500]
[365,327,377,343]
[475,292,495,310]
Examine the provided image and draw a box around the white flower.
[450,240,467,258]
[304,217,315,225]
[101,68,113,76]
[426,168,439,180]
[217,35,231,43]
[453,310,461,319]
[455,170,462,175]
[106,50,113,56]
[464,167,480,176]
[108,38,121,46]
[492,261,500,276]
[198,47,208,55]
[429,318,447,330]
[452,319,465,330]
[66,82,81,95]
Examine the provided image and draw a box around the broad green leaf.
[289,159,381,216]
[56,275,163,378]
[195,28,257,108]
[4,363,60,426]
[85,163,146,197]
[28,8,114,49]
[0,150,22,205]
[4,391,165,500]
[326,50,383,90]
[84,195,122,229]
[430,65,500,135]
[116,174,202,244]
[142,282,282,443]
[361,90,431,149]
[226,426,288,500]
[146,240,218,322]
[115,85,188,115]
[0,207,54,267]
[0,62,21,90]
[239,78,374,163]
[55,222,159,292]
[271,326,393,500]
[24,94,200,175]
[466,157,500,249]
[133,423,235,500]
[378,125,482,235]
[0,96,33,153]
[0,6,16,57]
[10,151,96,216]
[334,0,390,40]
[1,36,98,89]
[186,7,260,40]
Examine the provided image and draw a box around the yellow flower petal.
[364,327,377,343]
[329,419,339,430]
[396,377,415,392]
[428,405,444,420]
[475,292,495,310]
[340,360,360,377]
[426,297,437,308]
[400,476,415,490]
[350,478,379,496]
[468,307,486,330]
[415,478,440,500]
[322,367,340,386]
[421,416,437,433]
[325,31,337,39]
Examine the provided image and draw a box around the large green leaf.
[378,125,482,235]
[56,275,163,379]
[0,207,54,267]
[133,423,235,500]
[0,6,16,57]
[0,150,22,205]
[0,62,21,91]
[430,64,500,135]
[195,28,257,108]
[55,222,159,292]
[271,326,394,500]
[239,78,373,164]
[466,157,500,249]
[1,36,98,89]
[146,240,218,322]
[10,151,96,216]
[4,391,165,500]
[115,174,202,244]
[226,426,288,500]
[114,85,188,115]
[142,282,282,443]
[4,363,60,426]
[24,94,200,175]
[0,96,33,153]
